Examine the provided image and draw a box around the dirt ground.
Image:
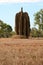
[0,38,43,65]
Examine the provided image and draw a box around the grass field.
[0,38,43,65]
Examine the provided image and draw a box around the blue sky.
[0,2,43,31]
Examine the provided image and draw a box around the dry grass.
[0,38,43,65]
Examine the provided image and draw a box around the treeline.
[0,20,13,38]
[0,20,16,38]
[30,9,43,37]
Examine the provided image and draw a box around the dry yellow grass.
[0,38,43,65]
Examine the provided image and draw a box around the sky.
[0,0,43,31]
[0,0,43,2]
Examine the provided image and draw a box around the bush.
[0,20,12,38]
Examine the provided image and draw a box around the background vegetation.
[0,9,43,38]
[0,20,13,38]
[30,9,43,37]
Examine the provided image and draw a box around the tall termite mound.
[15,8,30,38]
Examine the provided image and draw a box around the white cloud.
[0,0,43,3]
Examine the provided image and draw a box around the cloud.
[0,0,43,3]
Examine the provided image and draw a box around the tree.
[30,27,42,37]
[34,9,43,31]
[0,20,12,38]
[31,28,38,37]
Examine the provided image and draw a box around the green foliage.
[31,9,43,37]
[34,9,43,31]
[40,30,43,37]
[31,28,38,37]
[30,28,42,37]
[11,31,16,35]
[0,20,12,38]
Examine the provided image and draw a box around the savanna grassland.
[0,38,43,65]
